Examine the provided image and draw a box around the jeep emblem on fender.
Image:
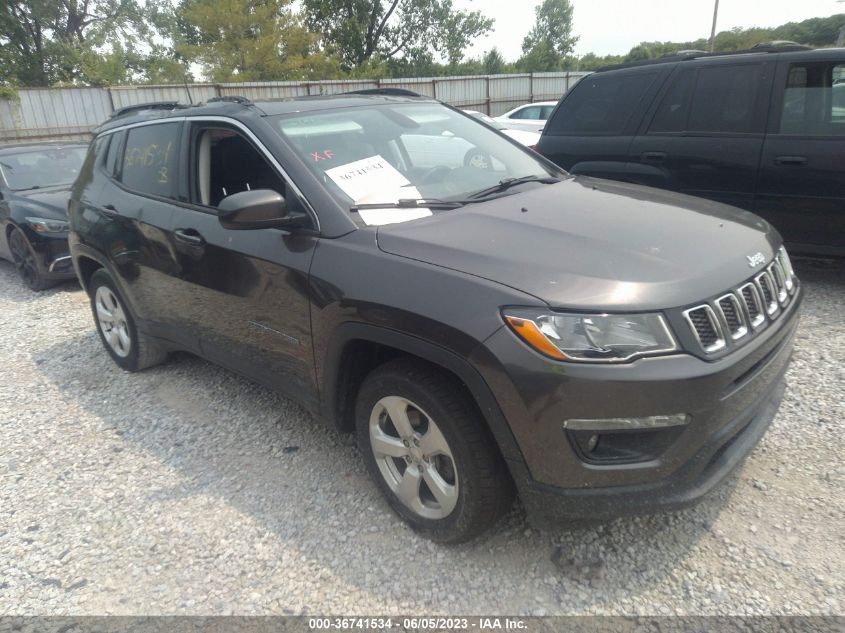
[747,252,766,268]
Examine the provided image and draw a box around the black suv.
[69,93,801,542]
[537,45,845,257]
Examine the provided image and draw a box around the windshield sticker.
[325,155,433,226]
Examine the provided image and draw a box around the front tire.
[8,227,57,291]
[356,358,514,543]
[88,269,167,371]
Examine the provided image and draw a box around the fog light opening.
[564,415,691,465]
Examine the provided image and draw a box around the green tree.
[302,0,493,71]
[521,0,577,60]
[0,0,155,86]
[518,39,561,72]
[620,14,845,64]
[176,0,340,81]
[482,47,505,74]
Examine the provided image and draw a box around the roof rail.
[346,88,422,98]
[752,40,811,50]
[207,95,253,105]
[661,49,707,58]
[599,43,816,72]
[109,101,182,119]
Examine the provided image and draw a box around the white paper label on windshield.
[324,155,433,226]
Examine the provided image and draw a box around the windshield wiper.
[468,175,561,199]
[351,198,465,212]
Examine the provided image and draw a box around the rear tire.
[8,227,57,291]
[356,358,514,543]
[88,269,167,371]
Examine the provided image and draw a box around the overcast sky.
[455,0,844,60]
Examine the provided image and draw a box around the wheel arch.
[321,322,525,465]
[70,245,109,294]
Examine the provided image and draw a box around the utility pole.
[708,0,720,52]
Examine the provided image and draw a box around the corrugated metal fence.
[0,72,588,143]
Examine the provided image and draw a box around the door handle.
[98,204,119,217]
[641,151,667,162]
[173,228,206,246]
[774,155,807,166]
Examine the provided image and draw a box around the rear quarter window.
[546,71,659,136]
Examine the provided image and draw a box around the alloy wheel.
[9,229,39,288]
[369,395,459,519]
[94,285,132,358]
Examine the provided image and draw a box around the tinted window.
[104,131,123,176]
[0,146,86,190]
[511,106,541,120]
[780,62,845,136]
[687,64,763,134]
[547,72,658,135]
[540,105,555,119]
[649,69,695,133]
[193,127,287,207]
[120,123,180,198]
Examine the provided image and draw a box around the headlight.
[503,309,678,363]
[25,217,69,233]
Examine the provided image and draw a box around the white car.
[462,110,541,147]
[493,101,558,132]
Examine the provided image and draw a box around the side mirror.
[217,189,303,230]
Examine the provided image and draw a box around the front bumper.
[513,371,786,524]
[24,228,75,280]
[471,285,801,523]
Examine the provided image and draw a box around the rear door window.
[687,64,764,134]
[779,62,845,135]
[648,63,765,135]
[546,72,659,135]
[120,122,181,198]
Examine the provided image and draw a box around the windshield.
[0,147,87,191]
[272,103,557,221]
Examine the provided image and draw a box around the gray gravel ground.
[0,258,843,616]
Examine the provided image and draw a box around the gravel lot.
[0,257,843,616]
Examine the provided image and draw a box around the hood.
[376,176,781,311]
[10,185,71,220]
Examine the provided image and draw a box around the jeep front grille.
[739,282,765,329]
[681,247,797,356]
[683,305,726,353]
[755,270,778,315]
[716,293,748,340]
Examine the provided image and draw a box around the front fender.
[320,321,524,464]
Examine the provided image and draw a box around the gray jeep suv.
[68,92,801,542]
